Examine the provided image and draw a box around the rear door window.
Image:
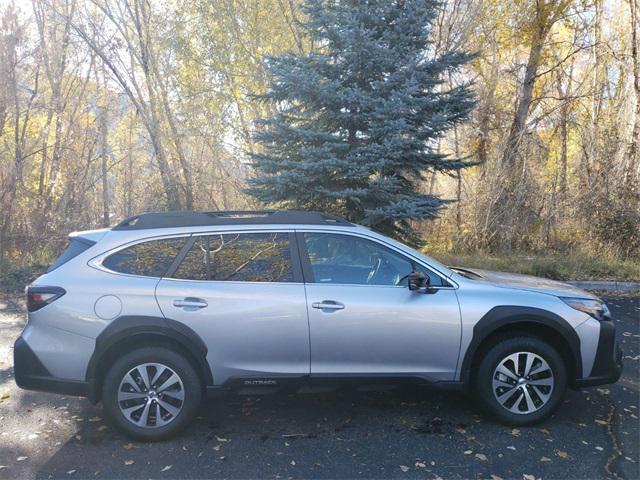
[173,232,294,282]
[102,238,186,277]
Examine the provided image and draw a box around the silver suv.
[14,211,622,440]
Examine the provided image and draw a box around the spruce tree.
[248,0,476,245]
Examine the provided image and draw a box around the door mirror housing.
[408,270,438,294]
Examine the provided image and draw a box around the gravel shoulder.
[0,295,638,480]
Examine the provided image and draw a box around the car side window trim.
[295,229,455,289]
[165,235,196,278]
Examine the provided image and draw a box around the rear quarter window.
[102,238,186,277]
[48,238,96,272]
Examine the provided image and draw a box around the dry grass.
[429,251,640,282]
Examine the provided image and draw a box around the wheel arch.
[459,306,582,388]
[86,315,213,402]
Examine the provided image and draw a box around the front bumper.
[574,321,623,388]
[14,335,91,397]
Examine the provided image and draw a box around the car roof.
[113,210,355,230]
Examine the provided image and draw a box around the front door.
[301,232,461,382]
[155,231,310,385]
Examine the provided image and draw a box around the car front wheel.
[475,335,567,425]
[102,347,202,441]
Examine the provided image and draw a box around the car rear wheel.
[475,336,567,425]
[102,347,202,441]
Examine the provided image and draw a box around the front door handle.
[312,300,345,311]
[173,297,208,309]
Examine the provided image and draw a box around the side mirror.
[408,270,438,294]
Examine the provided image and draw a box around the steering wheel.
[366,256,384,284]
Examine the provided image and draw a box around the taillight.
[26,286,66,312]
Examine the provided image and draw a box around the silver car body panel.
[155,278,310,384]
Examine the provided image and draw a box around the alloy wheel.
[117,363,185,428]
[492,351,554,415]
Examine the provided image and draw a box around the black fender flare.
[458,306,582,385]
[86,315,214,396]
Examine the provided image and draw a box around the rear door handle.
[173,298,208,309]
[312,300,345,311]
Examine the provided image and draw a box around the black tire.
[102,347,202,441]
[474,335,567,426]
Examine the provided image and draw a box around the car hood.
[452,268,599,299]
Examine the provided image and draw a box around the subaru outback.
[14,211,622,440]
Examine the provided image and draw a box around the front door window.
[303,232,438,286]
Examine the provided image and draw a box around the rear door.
[300,231,461,382]
[155,231,310,385]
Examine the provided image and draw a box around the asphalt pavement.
[0,294,638,479]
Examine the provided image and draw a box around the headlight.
[560,297,610,321]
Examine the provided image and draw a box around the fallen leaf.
[123,443,137,450]
[290,460,296,466]
[212,445,221,451]
[0,466,7,470]
[161,465,172,472]
[540,456,552,462]
[556,450,568,459]
[215,436,229,442]
[399,465,410,473]
[1,392,9,400]
[124,460,134,466]
[523,475,535,480]
[490,475,503,480]
[507,446,516,451]
[415,462,426,468]
[511,428,521,437]
[16,457,27,462]
[464,450,473,455]
[67,470,76,475]
[475,453,487,461]
[539,428,550,434]
[595,419,608,425]
[89,417,102,422]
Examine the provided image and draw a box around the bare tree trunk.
[500,18,550,168]
[445,72,464,231]
[125,113,135,217]
[96,65,110,227]
[556,57,574,209]
[626,0,640,184]
[155,75,194,209]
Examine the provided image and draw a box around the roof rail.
[113,210,354,230]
